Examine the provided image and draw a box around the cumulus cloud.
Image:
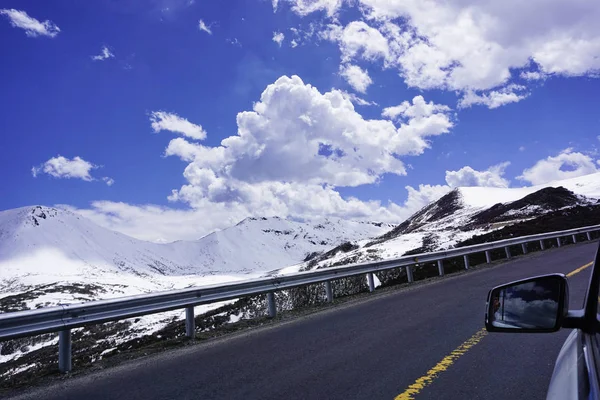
[402,184,452,214]
[198,19,212,34]
[102,177,115,186]
[166,76,452,195]
[294,0,600,107]
[149,111,207,140]
[283,0,342,17]
[339,91,378,106]
[517,149,598,185]
[31,156,108,182]
[382,96,451,121]
[322,21,390,63]
[272,31,284,46]
[0,9,60,38]
[445,162,511,188]
[459,85,529,109]
[339,64,373,93]
[91,46,114,61]
[520,71,546,81]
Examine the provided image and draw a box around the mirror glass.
[489,277,562,330]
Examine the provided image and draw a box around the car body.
[485,242,600,400]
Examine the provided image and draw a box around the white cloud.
[166,76,452,195]
[294,0,600,106]
[322,21,390,63]
[91,46,114,61]
[272,31,285,47]
[284,0,343,17]
[517,149,599,185]
[519,146,526,152]
[339,64,373,93]
[66,202,247,243]
[289,23,320,48]
[520,71,546,81]
[272,0,279,12]
[0,9,60,38]
[150,111,207,140]
[459,85,529,109]
[445,162,511,188]
[382,96,451,121]
[198,19,212,34]
[339,91,378,106]
[402,184,452,214]
[32,156,103,182]
[102,177,115,186]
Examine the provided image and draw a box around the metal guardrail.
[1,224,599,372]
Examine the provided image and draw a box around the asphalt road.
[9,241,599,400]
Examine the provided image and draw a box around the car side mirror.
[485,274,569,333]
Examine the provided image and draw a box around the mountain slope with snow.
[296,172,600,271]
[0,206,394,308]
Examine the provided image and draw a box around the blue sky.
[1,0,599,241]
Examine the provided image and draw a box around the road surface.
[8,241,598,400]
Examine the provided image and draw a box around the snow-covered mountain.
[0,206,394,309]
[296,172,600,270]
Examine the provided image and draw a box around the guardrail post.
[485,250,492,264]
[572,234,577,244]
[587,232,592,241]
[325,281,333,302]
[521,243,528,254]
[540,239,545,250]
[367,273,375,292]
[437,260,444,276]
[267,292,277,318]
[463,255,470,270]
[58,329,72,373]
[406,266,414,283]
[557,237,561,247]
[505,246,511,259]
[185,306,195,338]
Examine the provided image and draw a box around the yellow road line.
[394,328,487,400]
[394,261,594,400]
[566,261,593,277]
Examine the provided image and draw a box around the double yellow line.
[394,261,594,400]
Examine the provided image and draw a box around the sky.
[1,0,599,243]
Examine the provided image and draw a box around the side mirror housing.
[485,273,569,333]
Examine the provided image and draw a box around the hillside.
[0,206,393,309]
[293,172,600,272]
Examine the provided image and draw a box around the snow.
[459,172,600,208]
[0,206,392,363]
[304,172,600,271]
[0,337,59,364]
[0,362,36,378]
